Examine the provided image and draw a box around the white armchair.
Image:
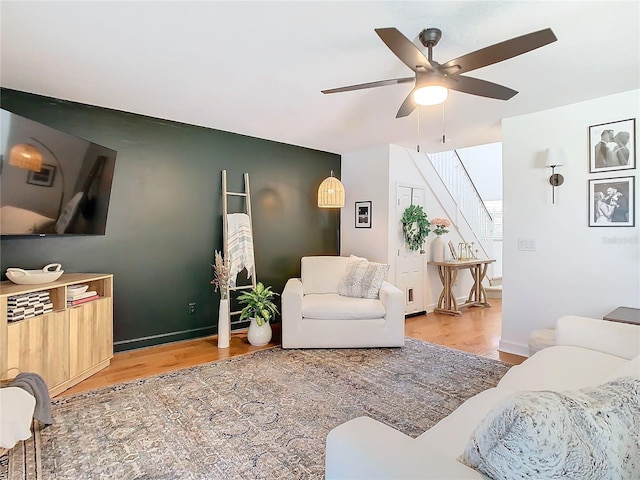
[281,256,405,348]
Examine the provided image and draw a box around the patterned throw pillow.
[338,255,390,299]
[459,377,640,480]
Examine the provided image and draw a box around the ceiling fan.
[322,27,557,118]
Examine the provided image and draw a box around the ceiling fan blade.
[396,90,417,118]
[447,75,518,100]
[375,27,435,73]
[441,28,557,75]
[322,77,414,94]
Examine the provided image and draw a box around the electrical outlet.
[188,302,196,314]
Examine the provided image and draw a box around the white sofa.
[281,256,404,348]
[325,315,640,479]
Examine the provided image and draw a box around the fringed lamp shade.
[318,171,345,208]
[9,143,43,172]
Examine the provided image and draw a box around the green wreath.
[401,205,431,251]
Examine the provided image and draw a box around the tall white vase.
[247,318,272,346]
[217,299,230,349]
[432,235,446,262]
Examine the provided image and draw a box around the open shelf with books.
[67,283,101,307]
[0,273,113,396]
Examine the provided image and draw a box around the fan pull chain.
[441,102,447,144]
[417,106,421,152]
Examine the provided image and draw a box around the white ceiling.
[1,1,639,155]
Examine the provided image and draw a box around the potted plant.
[238,282,279,346]
[430,218,452,262]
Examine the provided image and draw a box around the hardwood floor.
[62,298,523,397]
[405,299,523,364]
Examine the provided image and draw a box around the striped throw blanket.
[226,213,255,287]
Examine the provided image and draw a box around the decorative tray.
[6,263,64,285]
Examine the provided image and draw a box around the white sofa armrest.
[326,416,485,479]
[379,281,403,309]
[379,280,405,338]
[281,278,303,348]
[556,315,640,360]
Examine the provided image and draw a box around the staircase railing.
[427,150,494,254]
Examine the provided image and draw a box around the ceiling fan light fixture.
[413,85,449,106]
[323,26,556,117]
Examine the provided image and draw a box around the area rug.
[2,339,511,479]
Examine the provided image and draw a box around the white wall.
[501,89,640,356]
[340,144,390,264]
[457,142,503,201]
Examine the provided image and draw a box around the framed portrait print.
[588,176,635,227]
[355,201,371,228]
[26,163,56,187]
[589,118,635,173]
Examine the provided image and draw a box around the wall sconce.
[545,147,565,204]
[318,170,345,208]
[10,138,65,218]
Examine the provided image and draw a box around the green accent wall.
[1,89,341,351]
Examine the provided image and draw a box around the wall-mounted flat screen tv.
[1,109,117,236]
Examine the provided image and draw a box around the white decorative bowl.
[6,263,64,285]
[67,284,89,295]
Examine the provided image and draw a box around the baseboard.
[114,325,215,352]
[485,285,502,299]
[498,339,529,357]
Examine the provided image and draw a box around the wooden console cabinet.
[0,273,113,397]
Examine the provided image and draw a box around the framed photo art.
[588,176,635,227]
[589,118,635,173]
[355,201,371,228]
[26,163,56,187]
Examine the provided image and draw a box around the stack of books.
[67,284,100,306]
[7,290,54,322]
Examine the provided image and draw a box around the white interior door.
[396,185,426,315]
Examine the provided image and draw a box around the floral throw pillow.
[338,255,390,299]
